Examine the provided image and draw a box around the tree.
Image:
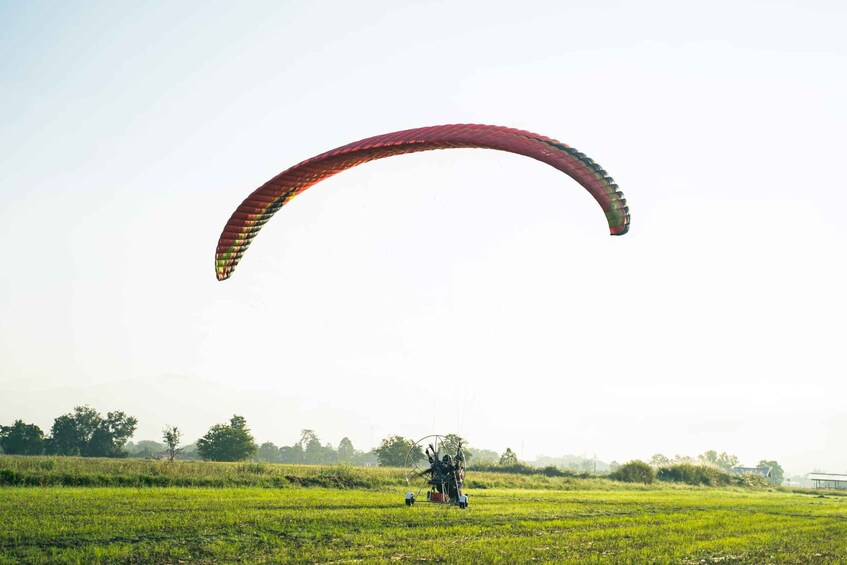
[441,434,472,464]
[47,406,137,457]
[0,420,45,455]
[499,448,518,466]
[304,437,326,464]
[466,447,499,464]
[279,443,304,464]
[297,430,316,463]
[48,414,80,455]
[256,442,280,463]
[162,425,182,462]
[298,429,318,446]
[196,415,258,462]
[758,460,785,485]
[374,435,422,467]
[88,426,116,457]
[699,450,739,471]
[337,437,356,462]
[73,405,102,451]
[320,443,339,464]
[90,411,137,457]
[293,429,335,464]
[649,453,670,467]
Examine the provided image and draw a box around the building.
[807,473,847,490]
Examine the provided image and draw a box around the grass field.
[2,457,846,563]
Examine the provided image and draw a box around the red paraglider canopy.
[216,124,629,280]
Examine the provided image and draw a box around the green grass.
[2,456,846,563]
[0,455,387,488]
[2,487,846,563]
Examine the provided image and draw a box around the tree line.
[0,406,136,458]
[0,408,504,468]
[0,407,783,483]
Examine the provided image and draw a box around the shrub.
[541,465,565,477]
[609,460,655,484]
[657,464,722,485]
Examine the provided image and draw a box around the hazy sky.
[2,0,845,474]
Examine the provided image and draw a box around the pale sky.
[1,0,846,475]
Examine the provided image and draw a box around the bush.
[609,460,655,484]
[541,465,566,477]
[657,464,723,486]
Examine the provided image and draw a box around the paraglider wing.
[215,124,630,281]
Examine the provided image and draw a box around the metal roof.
[808,472,847,482]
